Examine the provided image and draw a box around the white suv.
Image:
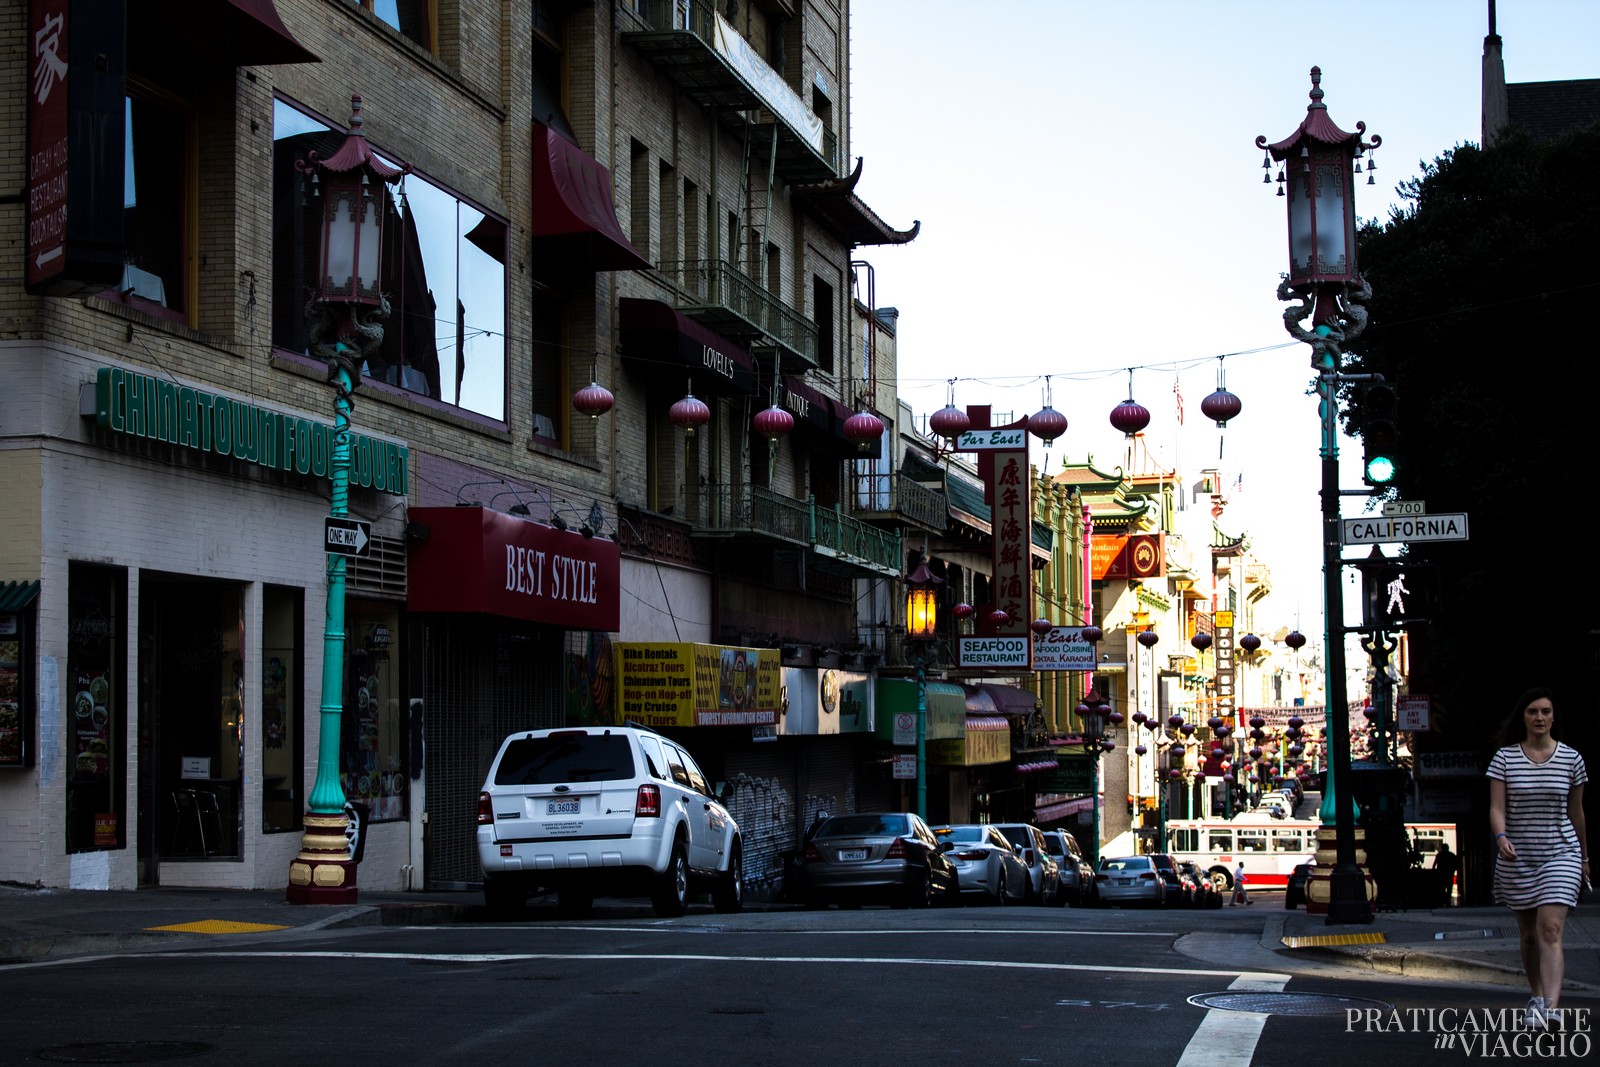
[476,725,742,917]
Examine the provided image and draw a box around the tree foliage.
[1344,119,1600,748]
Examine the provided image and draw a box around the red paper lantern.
[953,603,975,620]
[1110,398,1151,436]
[572,379,615,420]
[842,409,885,451]
[1137,630,1160,648]
[669,392,711,435]
[754,403,795,441]
[1028,404,1068,444]
[1201,387,1242,427]
[929,403,971,441]
[1030,617,1054,636]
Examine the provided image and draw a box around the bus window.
[1272,829,1304,852]
[1173,828,1199,853]
[1237,829,1268,852]
[1208,829,1233,852]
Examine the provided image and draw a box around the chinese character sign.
[989,449,1031,653]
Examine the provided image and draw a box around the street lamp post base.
[1324,863,1373,925]
[285,811,359,905]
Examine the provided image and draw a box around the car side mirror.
[717,782,734,802]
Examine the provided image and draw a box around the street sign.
[1340,512,1468,546]
[954,426,1028,451]
[324,516,371,557]
[1397,695,1431,732]
[1381,500,1427,517]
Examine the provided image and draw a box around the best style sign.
[406,505,620,632]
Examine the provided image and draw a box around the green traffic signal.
[1361,383,1399,487]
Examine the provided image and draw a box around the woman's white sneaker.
[1524,996,1547,1029]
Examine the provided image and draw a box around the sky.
[846,0,1600,645]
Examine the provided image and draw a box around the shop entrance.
[136,575,245,883]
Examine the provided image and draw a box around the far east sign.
[1340,512,1468,546]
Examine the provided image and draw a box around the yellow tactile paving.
[144,920,292,934]
[1280,931,1389,949]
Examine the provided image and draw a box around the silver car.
[1095,855,1166,907]
[990,822,1063,906]
[933,824,1029,905]
[1043,829,1097,907]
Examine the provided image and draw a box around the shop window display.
[342,604,406,821]
[67,564,127,852]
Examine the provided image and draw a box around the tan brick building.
[0,0,929,896]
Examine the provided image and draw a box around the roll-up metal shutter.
[422,618,563,887]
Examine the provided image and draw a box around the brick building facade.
[0,0,925,895]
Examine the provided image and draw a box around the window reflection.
[270,98,506,421]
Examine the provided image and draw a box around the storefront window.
[262,586,304,833]
[67,564,127,852]
[341,603,407,821]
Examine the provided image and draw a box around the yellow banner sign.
[615,643,780,727]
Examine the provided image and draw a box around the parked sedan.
[991,823,1064,906]
[1095,855,1166,907]
[1042,829,1097,907]
[933,824,1029,905]
[801,812,962,909]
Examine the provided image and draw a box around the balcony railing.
[627,2,839,182]
[694,483,900,576]
[659,258,819,369]
[852,472,948,531]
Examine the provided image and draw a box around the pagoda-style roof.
[792,158,920,247]
[1257,66,1374,161]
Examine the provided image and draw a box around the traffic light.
[1361,383,1399,487]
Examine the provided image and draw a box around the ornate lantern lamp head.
[297,94,411,314]
[904,557,943,640]
[1256,66,1379,294]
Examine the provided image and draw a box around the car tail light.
[1140,872,1157,880]
[1096,873,1108,882]
[476,791,493,825]
[951,849,988,861]
[802,843,824,863]
[635,783,661,817]
[885,837,908,859]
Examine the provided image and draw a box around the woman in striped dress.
[1487,688,1589,1028]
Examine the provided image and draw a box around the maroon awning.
[532,124,650,272]
[407,506,621,632]
[779,374,842,436]
[619,299,757,398]
[131,0,320,66]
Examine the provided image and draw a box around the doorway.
[136,575,245,883]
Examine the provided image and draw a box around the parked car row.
[1095,854,1224,908]
[474,723,1106,916]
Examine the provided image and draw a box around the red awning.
[406,506,621,632]
[132,0,320,66]
[532,124,650,272]
[619,298,757,398]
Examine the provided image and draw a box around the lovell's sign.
[407,505,620,631]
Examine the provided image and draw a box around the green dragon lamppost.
[1257,67,1379,925]
[287,94,409,904]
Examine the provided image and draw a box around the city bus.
[1165,818,1458,891]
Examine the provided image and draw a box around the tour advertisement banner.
[615,643,780,727]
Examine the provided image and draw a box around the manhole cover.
[1188,992,1392,1017]
[37,1042,216,1063]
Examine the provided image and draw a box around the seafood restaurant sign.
[406,506,619,631]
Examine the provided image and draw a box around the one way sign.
[325,517,371,557]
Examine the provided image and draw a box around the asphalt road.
[3,899,1592,1065]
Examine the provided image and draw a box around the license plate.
[546,798,580,815]
[838,848,869,861]
[1115,878,1132,886]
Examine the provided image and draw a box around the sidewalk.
[4,880,1598,996]
[1272,902,1600,994]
